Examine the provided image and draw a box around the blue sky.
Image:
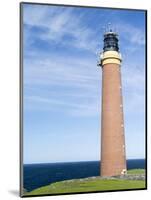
[23,3,146,164]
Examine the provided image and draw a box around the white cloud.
[117,23,145,46]
[23,5,99,53]
[24,54,100,90]
[24,53,101,117]
[23,4,145,118]
[25,94,100,117]
[23,53,145,119]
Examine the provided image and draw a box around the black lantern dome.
[103,30,119,52]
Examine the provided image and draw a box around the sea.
[23,159,146,192]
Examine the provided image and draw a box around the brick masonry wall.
[101,63,127,177]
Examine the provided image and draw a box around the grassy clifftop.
[24,169,146,196]
[127,169,145,175]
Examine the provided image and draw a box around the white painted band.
[101,50,122,66]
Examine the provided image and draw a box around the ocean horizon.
[23,159,146,192]
[24,158,146,165]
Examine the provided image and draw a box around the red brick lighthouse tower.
[98,29,127,177]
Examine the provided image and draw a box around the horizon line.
[24,158,146,165]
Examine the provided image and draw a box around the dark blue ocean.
[24,159,146,192]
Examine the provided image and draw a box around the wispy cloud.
[25,94,100,117]
[23,4,145,118]
[23,4,146,162]
[23,5,99,53]
[24,53,101,117]
[24,53,145,118]
[24,54,100,90]
[117,23,145,46]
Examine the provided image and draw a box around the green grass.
[127,169,145,175]
[25,179,145,196]
[24,169,146,196]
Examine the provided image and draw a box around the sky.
[22,3,146,164]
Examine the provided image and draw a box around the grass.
[24,169,146,196]
[127,169,145,175]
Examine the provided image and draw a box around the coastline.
[24,169,146,196]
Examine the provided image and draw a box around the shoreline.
[23,169,146,196]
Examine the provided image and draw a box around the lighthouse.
[98,29,127,177]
